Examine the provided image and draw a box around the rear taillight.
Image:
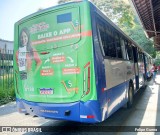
[87,115,95,119]
[80,115,95,119]
[82,62,91,97]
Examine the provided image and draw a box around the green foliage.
[37,8,43,11]
[0,60,12,66]
[58,0,71,4]
[154,51,160,65]
[92,0,135,28]
[154,59,160,66]
[156,51,160,59]
[0,76,15,105]
[0,88,6,99]
[152,50,157,58]
[122,23,155,57]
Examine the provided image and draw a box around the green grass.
[0,76,15,105]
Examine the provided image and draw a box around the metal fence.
[0,49,15,103]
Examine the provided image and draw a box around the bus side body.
[90,2,148,121]
[90,3,136,120]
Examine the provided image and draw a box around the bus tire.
[127,84,134,108]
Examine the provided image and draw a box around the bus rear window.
[57,13,72,23]
[18,7,80,51]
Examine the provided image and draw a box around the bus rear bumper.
[16,98,101,123]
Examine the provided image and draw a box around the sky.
[0,0,130,41]
[0,0,58,41]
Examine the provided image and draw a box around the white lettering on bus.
[52,52,64,56]
[59,28,71,35]
[30,22,49,34]
[38,32,52,39]
[37,28,71,39]
[53,31,58,36]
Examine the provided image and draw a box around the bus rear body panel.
[14,1,100,123]
[16,98,101,123]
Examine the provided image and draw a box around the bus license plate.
[40,88,53,95]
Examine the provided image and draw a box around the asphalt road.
[0,73,160,135]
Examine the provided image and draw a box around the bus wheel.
[127,84,133,108]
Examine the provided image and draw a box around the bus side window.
[145,55,148,64]
[108,29,116,58]
[97,16,117,58]
[120,38,127,59]
[115,34,122,59]
[104,25,111,57]
[138,52,143,62]
[138,52,140,62]
[137,52,139,61]
[126,41,133,61]
[96,18,105,56]
[141,53,143,62]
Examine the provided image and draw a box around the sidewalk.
[119,71,160,135]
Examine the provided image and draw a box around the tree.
[123,23,155,55]
[58,0,135,28]
[37,8,43,11]
[92,0,135,28]
[58,0,71,4]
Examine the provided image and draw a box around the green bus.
[14,0,148,123]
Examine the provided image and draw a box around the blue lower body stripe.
[16,98,101,123]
